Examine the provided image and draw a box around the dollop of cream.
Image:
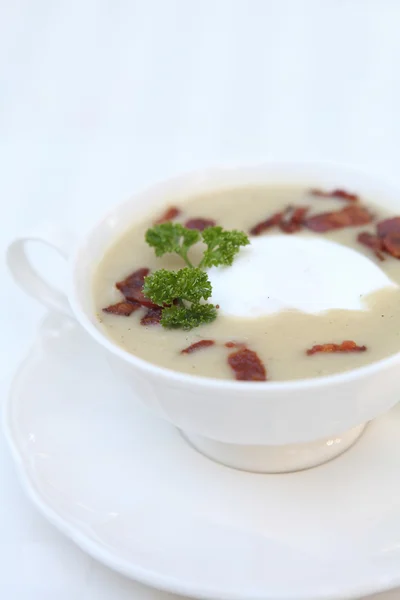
[207,235,397,318]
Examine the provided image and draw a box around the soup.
[93,185,400,381]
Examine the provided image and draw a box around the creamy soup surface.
[93,185,400,381]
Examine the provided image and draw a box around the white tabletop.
[2,1,400,598]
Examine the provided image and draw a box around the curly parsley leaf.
[143,268,212,306]
[161,303,217,330]
[173,267,212,302]
[200,226,250,268]
[145,223,200,267]
[142,269,178,306]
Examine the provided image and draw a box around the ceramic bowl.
[7,162,400,472]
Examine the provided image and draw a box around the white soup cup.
[7,162,400,472]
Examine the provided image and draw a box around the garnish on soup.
[154,206,181,224]
[143,223,249,329]
[306,341,367,356]
[250,205,310,236]
[160,303,218,329]
[145,222,201,267]
[116,267,157,308]
[199,226,250,268]
[310,188,359,202]
[279,205,309,233]
[225,341,247,349]
[181,340,215,354]
[103,301,141,316]
[143,267,216,329]
[184,218,216,231]
[227,347,267,381]
[358,217,400,260]
[357,232,385,261]
[250,209,283,235]
[249,202,372,236]
[140,307,163,326]
[304,204,373,233]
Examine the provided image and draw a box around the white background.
[2,0,400,598]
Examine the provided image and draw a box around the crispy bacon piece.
[291,205,309,224]
[154,206,181,224]
[382,232,400,258]
[249,210,283,236]
[377,217,400,238]
[358,217,400,260]
[228,347,267,381]
[279,206,309,233]
[116,268,158,308]
[310,188,359,202]
[305,205,373,233]
[140,307,163,326]
[357,232,385,261]
[250,206,309,235]
[364,217,400,259]
[306,340,367,356]
[184,218,216,231]
[102,301,141,316]
[225,341,246,349]
[181,340,215,354]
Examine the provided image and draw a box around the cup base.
[182,423,367,473]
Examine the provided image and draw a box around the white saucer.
[4,313,400,600]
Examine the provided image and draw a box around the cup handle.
[6,224,77,318]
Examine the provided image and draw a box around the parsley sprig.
[143,222,249,329]
[145,223,200,268]
[199,226,250,268]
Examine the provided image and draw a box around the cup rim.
[69,160,400,392]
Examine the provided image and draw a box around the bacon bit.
[310,188,359,202]
[382,232,400,258]
[228,348,267,381]
[377,217,400,238]
[249,211,283,236]
[116,268,158,308]
[154,206,181,224]
[225,341,246,349]
[357,232,385,261]
[184,218,216,231]
[140,307,163,326]
[332,205,373,226]
[103,301,141,316]
[291,205,309,223]
[369,217,400,259]
[181,340,215,354]
[279,206,309,233]
[306,340,367,356]
[358,217,400,260]
[250,206,309,235]
[305,205,373,233]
